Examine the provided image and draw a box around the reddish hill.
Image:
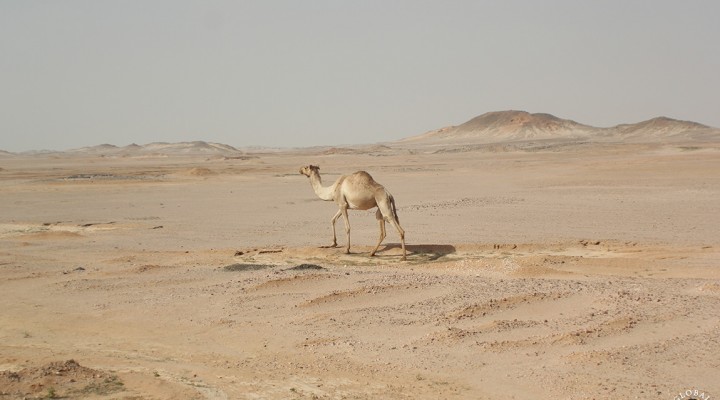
[405,111,595,143]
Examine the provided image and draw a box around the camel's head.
[299,165,320,177]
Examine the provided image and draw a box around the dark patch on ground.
[286,264,325,271]
[222,263,274,272]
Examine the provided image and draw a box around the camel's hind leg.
[388,216,406,261]
[371,209,386,257]
[377,197,407,261]
[340,204,351,254]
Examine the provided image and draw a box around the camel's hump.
[350,171,376,181]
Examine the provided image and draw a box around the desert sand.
[1,112,719,399]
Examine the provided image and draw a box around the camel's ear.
[311,165,319,170]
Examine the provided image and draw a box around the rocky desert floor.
[1,140,719,399]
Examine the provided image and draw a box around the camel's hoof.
[320,244,338,249]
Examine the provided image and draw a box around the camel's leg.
[378,197,407,260]
[324,209,342,248]
[388,217,406,261]
[371,213,386,257]
[340,204,351,254]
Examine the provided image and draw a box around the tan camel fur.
[299,165,406,260]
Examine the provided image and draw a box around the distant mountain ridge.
[0,141,250,157]
[70,141,244,156]
[1,112,717,155]
[404,111,715,143]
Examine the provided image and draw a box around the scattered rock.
[234,248,283,256]
[63,267,86,274]
[258,249,283,254]
[79,221,116,227]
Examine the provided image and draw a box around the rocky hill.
[613,117,710,139]
[403,111,716,144]
[405,111,595,143]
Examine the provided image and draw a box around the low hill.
[613,117,710,140]
[402,111,717,145]
[69,141,245,157]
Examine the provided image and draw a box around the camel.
[299,165,406,261]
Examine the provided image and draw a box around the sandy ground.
[1,141,719,399]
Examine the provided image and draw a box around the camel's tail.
[390,195,400,224]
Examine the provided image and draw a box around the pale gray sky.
[1,1,718,152]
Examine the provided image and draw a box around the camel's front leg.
[340,204,351,254]
[322,209,342,248]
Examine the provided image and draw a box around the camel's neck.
[308,171,336,201]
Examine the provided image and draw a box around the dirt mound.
[185,167,216,176]
[0,360,124,399]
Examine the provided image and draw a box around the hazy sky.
[1,1,718,152]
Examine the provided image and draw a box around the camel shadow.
[376,243,456,261]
